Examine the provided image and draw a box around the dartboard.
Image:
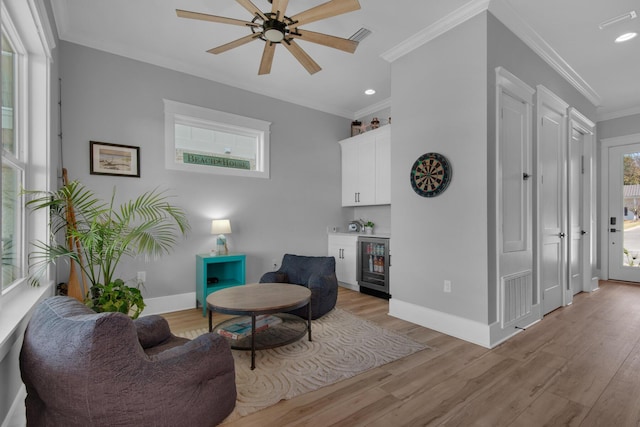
[410,153,452,197]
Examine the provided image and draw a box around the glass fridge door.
[359,239,388,292]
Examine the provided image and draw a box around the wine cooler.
[357,236,390,298]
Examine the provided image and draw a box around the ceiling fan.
[176,0,361,75]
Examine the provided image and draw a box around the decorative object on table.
[175,0,360,75]
[178,308,427,420]
[211,219,232,254]
[364,220,374,234]
[20,296,236,426]
[23,180,190,318]
[347,220,361,232]
[90,141,140,177]
[410,152,453,198]
[350,120,362,136]
[216,314,283,340]
[370,117,380,129]
[259,253,338,320]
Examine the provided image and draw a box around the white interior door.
[538,86,568,315]
[608,143,640,282]
[568,128,584,295]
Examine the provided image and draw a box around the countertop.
[328,232,391,238]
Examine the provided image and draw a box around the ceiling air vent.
[349,28,372,43]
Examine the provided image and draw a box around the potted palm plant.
[24,180,190,318]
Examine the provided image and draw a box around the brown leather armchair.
[20,296,236,426]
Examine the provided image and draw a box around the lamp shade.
[211,219,232,235]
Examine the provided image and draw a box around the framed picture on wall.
[90,141,140,177]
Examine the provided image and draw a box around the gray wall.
[388,11,598,328]
[390,13,489,323]
[59,41,351,300]
[598,113,640,140]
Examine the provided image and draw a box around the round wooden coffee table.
[206,283,312,370]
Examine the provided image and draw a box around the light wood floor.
[162,281,640,426]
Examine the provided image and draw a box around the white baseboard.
[338,282,359,292]
[142,292,196,316]
[389,298,491,348]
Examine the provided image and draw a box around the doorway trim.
[567,107,596,302]
[600,132,640,280]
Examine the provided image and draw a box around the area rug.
[177,308,427,420]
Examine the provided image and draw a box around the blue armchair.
[259,254,338,319]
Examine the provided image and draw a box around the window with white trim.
[164,99,270,179]
[1,25,25,292]
[1,0,52,296]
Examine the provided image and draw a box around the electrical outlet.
[444,280,452,293]
[326,225,339,233]
[137,271,146,283]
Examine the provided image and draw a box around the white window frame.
[2,16,27,294]
[0,0,53,345]
[164,99,271,179]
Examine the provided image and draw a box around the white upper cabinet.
[375,129,391,205]
[339,125,391,207]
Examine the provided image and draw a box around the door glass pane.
[623,152,640,267]
[2,163,23,289]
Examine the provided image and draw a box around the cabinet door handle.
[354,193,357,203]
[357,192,360,203]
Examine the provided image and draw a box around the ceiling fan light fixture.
[615,32,638,43]
[263,19,286,42]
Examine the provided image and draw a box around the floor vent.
[501,270,532,328]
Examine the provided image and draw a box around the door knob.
[558,232,566,238]
[581,230,587,235]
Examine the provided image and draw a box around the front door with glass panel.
[608,143,640,282]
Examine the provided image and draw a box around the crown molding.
[354,98,392,120]
[380,0,603,110]
[381,0,491,63]
[489,0,602,107]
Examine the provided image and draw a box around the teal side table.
[196,253,246,317]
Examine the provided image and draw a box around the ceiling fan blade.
[176,9,259,27]
[290,29,358,53]
[259,42,276,75]
[207,33,260,54]
[283,40,321,74]
[271,0,289,15]
[290,0,361,27]
[236,0,267,21]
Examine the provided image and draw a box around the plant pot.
[364,226,373,235]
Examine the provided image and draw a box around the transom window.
[164,100,270,178]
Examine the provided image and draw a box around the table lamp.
[211,219,232,255]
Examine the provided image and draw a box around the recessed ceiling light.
[364,89,376,95]
[615,32,638,43]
